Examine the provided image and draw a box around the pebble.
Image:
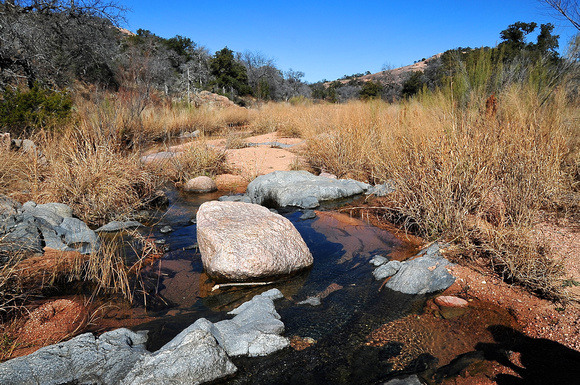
[160,225,174,233]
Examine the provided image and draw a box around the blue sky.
[121,0,577,83]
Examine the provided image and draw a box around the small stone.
[370,255,388,266]
[154,239,166,245]
[183,176,217,193]
[299,210,316,220]
[297,297,322,306]
[160,225,174,233]
[434,295,469,308]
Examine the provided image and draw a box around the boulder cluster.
[0,289,288,385]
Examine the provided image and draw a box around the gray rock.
[140,151,178,164]
[57,217,100,254]
[299,210,317,220]
[96,220,143,233]
[197,201,313,281]
[373,260,402,280]
[0,220,42,254]
[246,170,370,208]
[0,195,21,216]
[35,218,70,251]
[365,182,395,197]
[207,289,289,357]
[121,329,236,385]
[218,194,252,203]
[22,203,64,227]
[36,202,74,219]
[297,297,322,306]
[22,139,36,154]
[370,255,388,266]
[385,255,455,295]
[382,374,424,385]
[0,328,148,385]
[159,225,173,233]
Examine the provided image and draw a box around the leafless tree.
[542,0,580,31]
[0,0,126,89]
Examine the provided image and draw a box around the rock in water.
[246,170,370,208]
[197,201,313,281]
[121,329,237,385]
[184,176,217,193]
[385,255,455,295]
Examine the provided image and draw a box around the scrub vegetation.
[0,0,579,359]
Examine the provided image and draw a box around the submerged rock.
[197,201,313,281]
[299,210,317,220]
[246,170,370,208]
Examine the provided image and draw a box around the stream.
[101,188,519,384]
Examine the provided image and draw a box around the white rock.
[197,201,313,281]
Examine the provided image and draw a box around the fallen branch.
[211,281,275,292]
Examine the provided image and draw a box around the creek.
[103,188,518,384]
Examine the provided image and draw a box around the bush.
[0,85,73,136]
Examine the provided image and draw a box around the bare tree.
[238,50,283,100]
[0,0,126,89]
[542,0,580,31]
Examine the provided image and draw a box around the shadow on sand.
[472,325,580,385]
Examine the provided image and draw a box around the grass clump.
[148,143,229,185]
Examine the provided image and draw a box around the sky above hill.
[121,0,577,83]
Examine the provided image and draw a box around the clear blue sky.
[121,0,577,83]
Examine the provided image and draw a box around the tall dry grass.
[249,85,578,299]
[75,89,253,147]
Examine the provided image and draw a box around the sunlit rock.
[197,201,313,281]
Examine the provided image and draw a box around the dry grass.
[146,142,229,185]
[246,87,578,299]
[28,128,159,225]
[75,89,253,146]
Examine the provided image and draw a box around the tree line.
[0,0,578,119]
[0,1,311,103]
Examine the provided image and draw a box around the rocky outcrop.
[0,328,149,385]
[0,196,99,257]
[197,201,313,281]
[246,170,370,209]
[0,289,289,385]
[121,329,236,385]
[381,243,456,295]
[183,175,217,193]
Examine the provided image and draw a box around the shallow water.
[114,190,519,383]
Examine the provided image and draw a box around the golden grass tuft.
[146,142,229,185]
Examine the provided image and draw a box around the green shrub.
[0,84,73,136]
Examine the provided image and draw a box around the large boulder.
[246,170,370,208]
[0,328,149,385]
[197,201,313,281]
